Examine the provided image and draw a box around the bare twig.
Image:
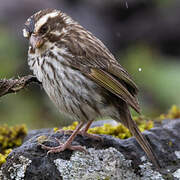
[0,75,41,97]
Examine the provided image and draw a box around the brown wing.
[88,68,140,112]
[62,26,140,112]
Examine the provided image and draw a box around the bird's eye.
[39,25,49,34]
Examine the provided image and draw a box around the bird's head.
[23,9,75,54]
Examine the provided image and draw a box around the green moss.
[0,124,27,166]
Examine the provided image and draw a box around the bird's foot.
[40,138,86,154]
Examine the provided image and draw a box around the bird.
[23,9,160,168]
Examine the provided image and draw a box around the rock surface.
[0,119,180,180]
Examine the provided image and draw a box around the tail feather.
[128,118,160,169]
[118,102,160,169]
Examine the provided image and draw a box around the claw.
[40,122,86,154]
[54,137,63,145]
[39,121,102,154]
[41,143,87,154]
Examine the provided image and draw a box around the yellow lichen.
[168,141,173,147]
[0,148,12,166]
[0,154,6,166]
[37,135,48,144]
[60,116,154,140]
[62,121,79,131]
[0,124,27,166]
[159,105,180,120]
[88,116,154,139]
[53,127,59,132]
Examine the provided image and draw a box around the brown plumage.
[23,9,160,168]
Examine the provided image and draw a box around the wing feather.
[88,68,140,113]
[62,26,140,112]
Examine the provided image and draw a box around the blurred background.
[0,0,180,129]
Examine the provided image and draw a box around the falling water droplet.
[126,2,129,8]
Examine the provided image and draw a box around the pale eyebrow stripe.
[34,11,59,32]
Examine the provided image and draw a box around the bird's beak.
[29,34,44,53]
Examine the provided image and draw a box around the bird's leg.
[41,122,86,154]
[55,121,93,135]
[79,120,102,141]
[54,120,102,143]
[81,120,93,133]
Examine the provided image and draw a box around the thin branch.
[0,75,41,97]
